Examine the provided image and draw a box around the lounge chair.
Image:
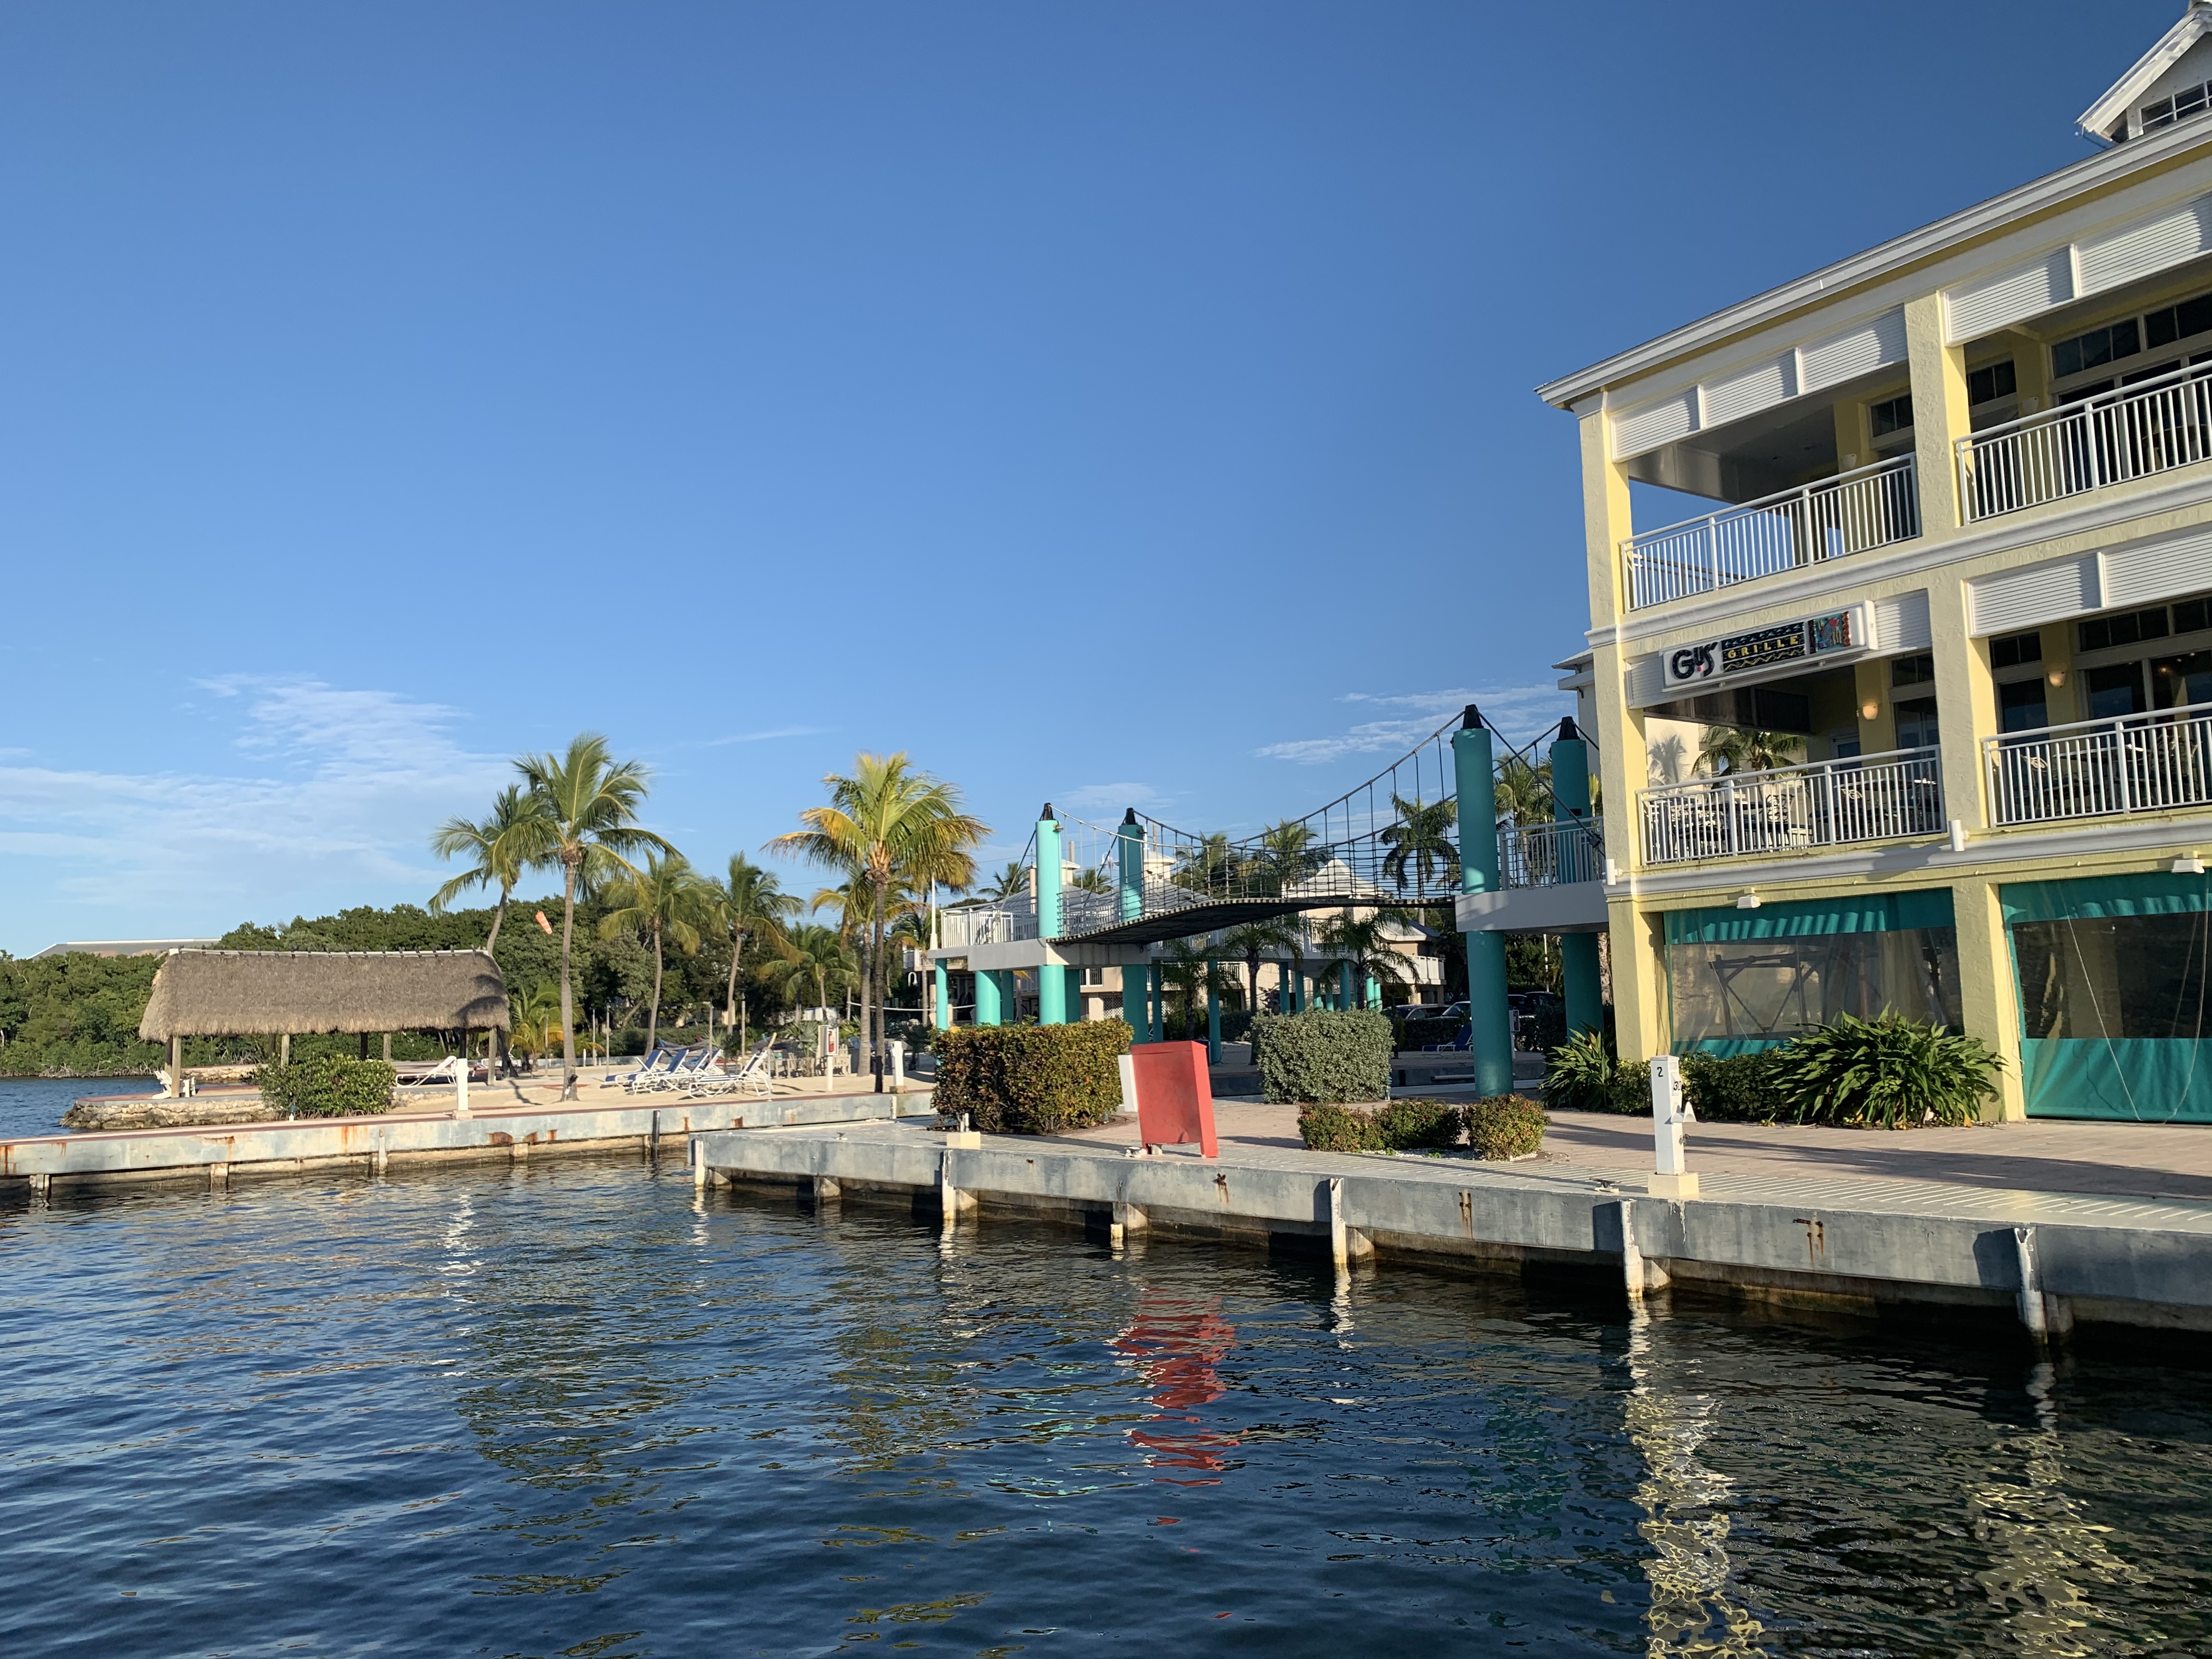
[1421,1024,1472,1053]
[648,1045,719,1093]
[689,1040,774,1099]
[605,1045,684,1092]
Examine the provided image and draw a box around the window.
[1999,679,2049,733]
[1891,653,1934,689]
[2143,80,2212,133]
[2176,595,2211,635]
[2052,318,2142,380]
[1967,360,2017,405]
[1869,394,1913,436]
[1894,697,1939,749]
[2147,291,2212,348]
[2079,606,2171,652]
[1990,629,2042,670]
[2013,912,2210,1040]
[1669,929,1962,1043]
[2085,663,2145,719]
[2152,650,2212,709]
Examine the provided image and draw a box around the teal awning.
[1663,887,1955,946]
[2001,869,2212,925]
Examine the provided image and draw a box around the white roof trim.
[2078,3,2212,144]
[1534,118,2212,410]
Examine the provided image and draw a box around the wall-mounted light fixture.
[1860,699,1881,721]
[1735,893,1762,910]
[2048,668,2067,688]
[2176,855,2207,876]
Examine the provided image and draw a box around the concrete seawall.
[2,1090,933,1193]
[693,1120,2212,1339]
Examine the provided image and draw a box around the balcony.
[1621,455,1919,611]
[1639,746,1945,866]
[1498,818,1604,887]
[1957,360,2212,522]
[1985,702,2212,825]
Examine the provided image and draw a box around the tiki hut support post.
[455,1023,470,1118]
[168,1035,183,1098]
[280,1033,291,1065]
[382,1034,392,1062]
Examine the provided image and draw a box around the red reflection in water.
[1112,1291,1240,1483]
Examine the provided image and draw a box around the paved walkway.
[1059,1098,2212,1206]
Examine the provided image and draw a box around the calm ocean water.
[3,1154,2210,1657]
[0,1075,159,1138]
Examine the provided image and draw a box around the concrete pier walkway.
[693,1115,2212,1341]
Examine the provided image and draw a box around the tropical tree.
[1220,916,1304,1018]
[979,862,1031,902]
[757,923,859,1016]
[706,855,798,1047]
[1696,727,1803,776]
[769,753,985,1091]
[1312,912,1412,1008]
[1248,818,1324,898]
[506,980,563,1069]
[1494,754,1551,828]
[596,850,710,1055]
[1160,936,1234,1036]
[427,784,551,954]
[516,733,671,1098]
[1379,793,1459,894]
[1069,866,1113,894]
[1170,832,1236,897]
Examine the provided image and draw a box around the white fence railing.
[1985,702,2212,825]
[1958,359,2212,521]
[1639,747,1944,865]
[936,906,1023,949]
[1621,455,1918,610]
[1498,818,1604,887]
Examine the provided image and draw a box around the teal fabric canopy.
[2001,869,2212,924]
[1664,888,1955,946]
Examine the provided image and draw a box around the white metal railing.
[1958,359,2212,521]
[1985,702,2212,825]
[1498,817,1605,887]
[936,906,1021,949]
[1639,746,1944,865]
[1621,454,1918,610]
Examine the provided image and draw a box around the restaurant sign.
[1662,603,1871,692]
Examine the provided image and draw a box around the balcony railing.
[937,906,1024,949]
[1985,702,2212,825]
[1639,746,1945,865]
[1498,817,1604,887]
[1958,359,2212,522]
[1620,455,1919,610]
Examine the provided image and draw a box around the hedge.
[1252,1009,1394,1104]
[1464,1094,1546,1160]
[253,1056,397,1118]
[1296,1097,1463,1153]
[930,1019,1132,1134]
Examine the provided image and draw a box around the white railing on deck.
[1985,702,2212,825]
[1958,359,2212,521]
[1639,746,1944,865]
[1621,454,1918,610]
[1498,817,1605,887]
[937,907,1020,949]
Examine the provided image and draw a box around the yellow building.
[1538,5,2212,1122]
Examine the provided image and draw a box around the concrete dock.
[693,1116,2212,1340]
[1,1085,932,1193]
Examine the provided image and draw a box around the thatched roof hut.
[138,949,510,1040]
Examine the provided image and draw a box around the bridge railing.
[1497,819,1604,888]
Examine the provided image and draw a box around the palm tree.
[1379,793,1459,894]
[1161,935,1233,1036]
[980,861,1031,902]
[769,753,985,1091]
[1249,818,1324,898]
[1220,916,1304,1017]
[427,784,551,954]
[1696,727,1802,777]
[1493,754,1552,828]
[706,855,798,1047]
[596,850,710,1056]
[1170,832,1235,897]
[1312,911,1412,1008]
[1069,866,1113,894]
[506,981,563,1069]
[516,733,672,1098]
[757,923,859,1017]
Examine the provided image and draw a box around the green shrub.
[1251,1010,1394,1103]
[253,1056,397,1118]
[1463,1094,1547,1160]
[1297,1102,1386,1152]
[1762,1013,2001,1130]
[1542,1028,1619,1112]
[1683,1050,1787,1124]
[1374,1097,1463,1149]
[930,1019,1132,1133]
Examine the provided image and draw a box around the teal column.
[1036,805,1065,1024]
[1116,810,1144,923]
[1278,960,1295,1015]
[1550,718,1606,1039]
[1364,973,1380,1010]
[1454,705,1514,1096]
[1065,966,1086,1023]
[934,961,949,1028]
[1121,963,1147,1036]
[1149,964,1163,1043]
[1339,962,1354,1011]
[975,967,1003,1026]
[1205,968,1221,1063]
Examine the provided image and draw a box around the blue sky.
[0,0,2182,950]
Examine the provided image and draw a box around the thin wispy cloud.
[1256,685,1573,765]
[1056,782,1169,815]
[706,725,826,747]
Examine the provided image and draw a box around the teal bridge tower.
[928,708,1606,1096]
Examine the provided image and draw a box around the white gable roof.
[2080,2,2212,144]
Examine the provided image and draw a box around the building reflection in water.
[1111,1290,1240,1485]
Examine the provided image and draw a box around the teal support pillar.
[1550,718,1606,1039]
[1065,966,1086,1023]
[1036,805,1065,1024]
[1121,964,1147,1036]
[1206,970,1221,1063]
[1365,973,1380,1011]
[1149,965,1163,1043]
[1278,961,1295,1015]
[1116,810,1144,923]
[975,968,1003,1026]
[934,961,949,1029]
[1453,705,1515,1096]
[1339,962,1354,1012]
